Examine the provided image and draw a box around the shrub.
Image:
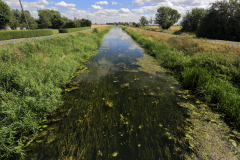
[59,27,90,33]
[0,29,53,41]
[92,28,98,33]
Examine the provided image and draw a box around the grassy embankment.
[138,25,197,38]
[0,26,114,159]
[121,26,240,128]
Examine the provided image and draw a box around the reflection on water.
[26,27,191,160]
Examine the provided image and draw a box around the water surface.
[27,27,191,160]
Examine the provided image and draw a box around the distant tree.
[197,0,240,41]
[180,8,206,32]
[49,10,64,29]
[135,23,142,28]
[20,10,38,29]
[132,22,136,26]
[38,9,52,28]
[11,9,21,22]
[9,11,19,30]
[124,22,129,26]
[0,0,11,29]
[149,17,153,25]
[139,16,148,26]
[155,7,181,29]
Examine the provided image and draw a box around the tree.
[197,0,240,41]
[11,9,21,22]
[135,23,142,28]
[0,0,11,29]
[155,7,181,29]
[20,10,38,29]
[124,22,129,26]
[49,10,64,29]
[149,17,153,25]
[38,9,52,28]
[180,8,206,32]
[139,16,148,26]
[9,11,19,30]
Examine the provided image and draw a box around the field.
[91,24,112,28]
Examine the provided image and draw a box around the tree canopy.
[197,0,240,41]
[155,7,181,29]
[38,9,52,28]
[180,8,206,32]
[20,10,38,29]
[0,0,11,29]
[139,16,148,26]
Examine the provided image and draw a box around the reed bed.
[0,26,113,159]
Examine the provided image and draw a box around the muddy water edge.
[24,27,239,160]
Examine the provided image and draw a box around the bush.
[52,29,59,34]
[59,27,90,33]
[92,28,98,33]
[0,29,53,41]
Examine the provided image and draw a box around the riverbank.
[0,26,114,159]
[121,26,240,159]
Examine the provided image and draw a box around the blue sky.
[4,0,219,24]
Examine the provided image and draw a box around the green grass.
[59,27,91,33]
[121,26,240,128]
[0,26,113,159]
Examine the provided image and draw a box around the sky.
[4,0,221,24]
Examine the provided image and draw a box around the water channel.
[26,27,192,160]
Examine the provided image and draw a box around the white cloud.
[132,8,144,13]
[91,5,103,10]
[112,1,117,5]
[133,0,167,6]
[119,8,131,14]
[36,0,49,5]
[96,1,108,5]
[50,1,54,4]
[55,1,76,8]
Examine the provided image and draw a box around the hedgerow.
[59,27,90,33]
[0,29,53,41]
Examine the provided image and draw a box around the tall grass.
[121,26,240,128]
[0,26,113,159]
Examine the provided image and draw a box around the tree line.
[117,0,240,41]
[0,0,91,30]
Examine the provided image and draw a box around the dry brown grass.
[91,25,111,28]
[128,27,240,59]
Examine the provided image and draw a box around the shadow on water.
[26,27,193,160]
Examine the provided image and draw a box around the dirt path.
[0,28,93,46]
[138,28,240,47]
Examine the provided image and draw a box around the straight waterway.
[26,27,193,160]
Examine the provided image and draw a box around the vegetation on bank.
[121,26,240,129]
[0,26,113,159]
[59,27,91,33]
[0,29,53,41]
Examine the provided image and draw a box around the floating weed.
[112,151,119,157]
[138,144,141,147]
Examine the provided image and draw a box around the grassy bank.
[121,26,240,128]
[0,26,113,159]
